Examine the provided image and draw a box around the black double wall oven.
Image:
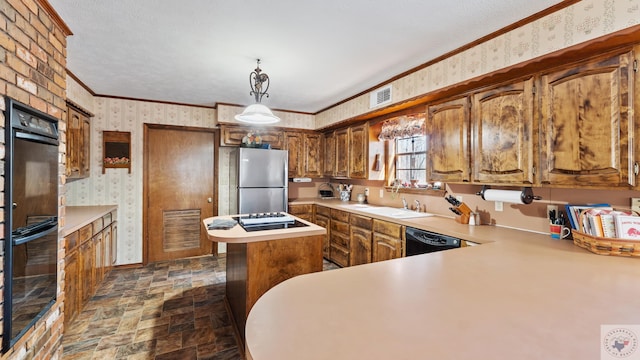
[3,97,59,351]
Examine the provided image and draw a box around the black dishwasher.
[405,227,461,256]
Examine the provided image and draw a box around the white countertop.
[203,214,326,243]
[63,205,118,236]
[246,200,640,360]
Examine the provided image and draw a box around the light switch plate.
[456,195,463,202]
[495,201,503,212]
[632,198,640,214]
[379,189,384,198]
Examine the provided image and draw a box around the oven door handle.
[15,131,58,146]
[12,222,58,246]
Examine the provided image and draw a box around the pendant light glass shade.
[234,103,281,124]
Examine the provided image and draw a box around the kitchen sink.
[339,204,435,219]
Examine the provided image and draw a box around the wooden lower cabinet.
[64,209,118,326]
[330,209,350,267]
[288,204,314,223]
[372,219,404,262]
[314,206,331,259]
[350,214,372,266]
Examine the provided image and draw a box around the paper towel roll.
[481,189,527,204]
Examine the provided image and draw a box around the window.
[395,135,427,185]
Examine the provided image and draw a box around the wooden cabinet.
[285,132,324,178]
[63,249,79,327]
[220,124,284,149]
[66,104,91,180]
[64,209,118,326]
[323,132,336,177]
[335,128,350,177]
[329,209,350,267]
[314,205,331,259]
[372,219,404,262]
[348,123,369,179]
[304,133,323,177]
[427,97,470,183]
[471,78,535,184]
[288,204,314,223]
[111,221,118,266]
[284,132,303,178]
[349,214,372,266]
[539,51,635,188]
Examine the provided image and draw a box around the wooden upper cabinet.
[539,51,635,188]
[220,125,284,149]
[284,131,303,178]
[304,133,323,178]
[66,104,91,180]
[348,123,369,179]
[323,131,336,177]
[471,78,534,184]
[335,128,350,177]
[427,97,470,183]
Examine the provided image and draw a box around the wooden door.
[284,131,303,178]
[80,240,94,303]
[304,133,323,177]
[372,219,403,262]
[323,132,336,177]
[335,128,349,177]
[349,214,372,266]
[427,97,470,182]
[540,51,634,188]
[145,126,217,263]
[63,250,79,327]
[314,214,330,259]
[471,78,534,184]
[349,123,369,179]
[66,107,82,178]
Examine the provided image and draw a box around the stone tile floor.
[62,255,339,359]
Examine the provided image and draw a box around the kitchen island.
[244,211,640,360]
[203,214,326,350]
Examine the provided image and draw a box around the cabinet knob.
[207,197,213,203]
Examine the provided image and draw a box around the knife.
[449,207,462,215]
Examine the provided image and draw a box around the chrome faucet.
[402,197,408,210]
[414,199,421,212]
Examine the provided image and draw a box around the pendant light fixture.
[235,59,281,124]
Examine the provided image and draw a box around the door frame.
[142,124,219,265]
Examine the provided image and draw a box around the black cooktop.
[232,216,310,232]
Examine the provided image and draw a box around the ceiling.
[49,0,564,113]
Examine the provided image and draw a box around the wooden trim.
[67,70,96,96]
[315,1,579,115]
[111,263,144,270]
[317,24,640,130]
[37,0,73,36]
[96,94,217,109]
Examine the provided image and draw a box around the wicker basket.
[572,207,640,256]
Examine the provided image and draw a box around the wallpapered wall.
[315,0,640,128]
[64,80,217,264]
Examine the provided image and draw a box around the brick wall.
[0,0,69,359]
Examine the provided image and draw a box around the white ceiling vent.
[370,85,392,108]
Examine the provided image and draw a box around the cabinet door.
[350,225,372,266]
[111,222,118,265]
[288,204,314,222]
[93,233,103,288]
[540,51,634,187]
[79,240,94,303]
[103,225,112,274]
[472,78,534,184]
[64,250,79,327]
[304,133,323,178]
[221,125,284,149]
[427,97,470,182]
[284,132,303,178]
[81,116,90,176]
[66,107,82,178]
[323,132,336,177]
[372,233,402,262]
[349,123,369,179]
[335,128,350,177]
[314,214,330,259]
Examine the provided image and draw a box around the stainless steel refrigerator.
[230,147,288,214]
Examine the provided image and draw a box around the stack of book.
[566,204,640,240]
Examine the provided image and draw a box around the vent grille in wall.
[370,85,392,108]
[163,209,201,252]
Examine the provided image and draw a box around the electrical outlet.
[364,188,370,197]
[632,198,640,214]
[547,205,558,221]
[456,195,463,202]
[495,201,503,212]
[379,189,384,198]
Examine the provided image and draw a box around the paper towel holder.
[476,186,542,205]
